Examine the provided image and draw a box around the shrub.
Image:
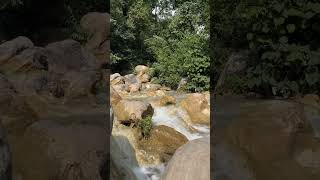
[213,0,320,97]
[138,115,153,138]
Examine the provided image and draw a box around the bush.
[138,115,153,138]
[213,0,320,97]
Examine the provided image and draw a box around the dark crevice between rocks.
[99,157,109,180]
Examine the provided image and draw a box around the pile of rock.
[0,12,109,179]
[111,65,170,96]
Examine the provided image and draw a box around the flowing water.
[121,91,211,180]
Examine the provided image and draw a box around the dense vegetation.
[212,0,320,97]
[0,0,109,45]
[111,0,210,92]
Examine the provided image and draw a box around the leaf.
[262,25,270,33]
[274,17,285,26]
[305,11,315,19]
[306,72,319,85]
[309,51,320,65]
[273,3,284,12]
[247,33,254,40]
[279,36,288,44]
[286,24,296,33]
[306,2,320,13]
[287,8,304,17]
[288,81,299,93]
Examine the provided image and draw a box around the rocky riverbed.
[110,66,211,180]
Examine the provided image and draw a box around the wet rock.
[155,95,176,106]
[113,100,154,124]
[162,137,210,180]
[180,93,210,125]
[140,125,188,163]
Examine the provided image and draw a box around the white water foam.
[152,106,209,140]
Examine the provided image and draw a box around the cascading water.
[114,92,210,180]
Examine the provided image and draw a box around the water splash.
[152,106,209,140]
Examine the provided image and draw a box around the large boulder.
[80,12,110,66]
[12,119,107,180]
[0,36,33,62]
[139,125,188,163]
[113,100,154,124]
[44,39,99,73]
[135,65,150,83]
[180,93,210,125]
[162,137,210,180]
[225,100,310,162]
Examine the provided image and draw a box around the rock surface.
[139,125,188,163]
[113,100,154,124]
[80,12,110,66]
[0,36,108,180]
[180,93,210,125]
[162,137,210,180]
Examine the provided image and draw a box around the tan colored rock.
[113,100,154,123]
[13,120,107,180]
[134,65,149,75]
[156,95,176,106]
[180,93,210,125]
[0,36,33,63]
[146,90,157,97]
[226,100,310,163]
[111,77,125,86]
[162,137,210,180]
[137,73,150,83]
[156,90,166,96]
[140,125,188,163]
[110,86,122,106]
[299,94,320,109]
[80,12,110,66]
[127,83,141,94]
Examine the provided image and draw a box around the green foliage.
[245,0,320,96]
[111,0,210,92]
[138,115,153,138]
[213,0,320,97]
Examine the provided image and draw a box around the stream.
[119,91,211,180]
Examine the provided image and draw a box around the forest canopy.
[111,0,210,92]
